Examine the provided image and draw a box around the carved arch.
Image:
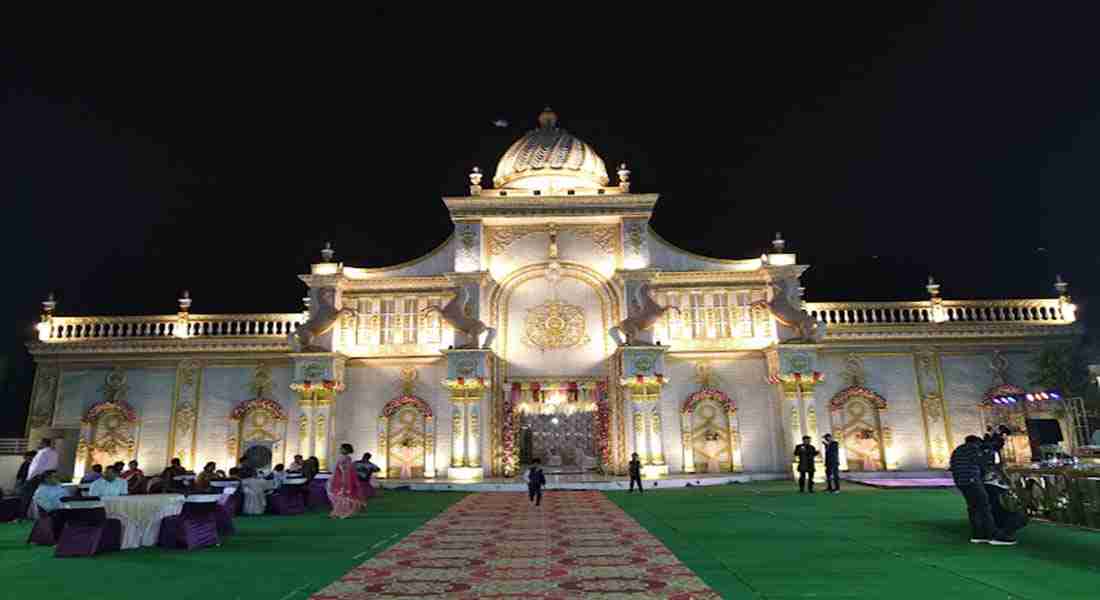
[679,388,741,473]
[378,395,435,479]
[77,399,139,478]
[829,386,889,471]
[227,397,288,468]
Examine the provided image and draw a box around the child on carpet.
[524,459,547,507]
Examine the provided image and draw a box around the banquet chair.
[213,487,237,536]
[0,496,21,522]
[54,497,122,558]
[27,504,61,546]
[157,493,221,550]
[267,477,307,515]
[307,473,331,510]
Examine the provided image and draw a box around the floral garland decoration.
[82,400,137,424]
[682,388,735,415]
[595,381,611,467]
[382,395,432,418]
[829,386,887,410]
[230,397,288,421]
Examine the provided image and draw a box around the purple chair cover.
[53,504,122,558]
[157,498,221,550]
[214,502,236,536]
[307,479,330,509]
[27,506,59,546]
[0,497,20,522]
[267,483,307,515]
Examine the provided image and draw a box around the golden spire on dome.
[537,106,558,129]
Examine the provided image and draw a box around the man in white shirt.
[27,438,59,482]
[88,466,128,498]
[22,438,60,518]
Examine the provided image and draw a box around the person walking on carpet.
[524,459,547,507]
[628,453,644,493]
[823,433,841,493]
[794,436,818,493]
[327,443,364,519]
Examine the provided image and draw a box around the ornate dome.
[493,108,610,191]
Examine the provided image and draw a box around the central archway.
[488,262,623,475]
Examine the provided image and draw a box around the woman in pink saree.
[326,443,363,519]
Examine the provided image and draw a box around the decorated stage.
[377,471,789,492]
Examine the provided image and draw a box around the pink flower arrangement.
[230,397,287,421]
[82,400,137,424]
[382,395,432,418]
[682,388,735,415]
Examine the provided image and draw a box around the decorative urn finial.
[321,242,335,263]
[178,290,192,313]
[42,292,57,316]
[926,276,940,298]
[537,106,558,129]
[617,163,631,192]
[469,166,483,195]
[772,232,785,253]
[1055,274,1069,297]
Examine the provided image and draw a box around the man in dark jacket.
[823,434,841,493]
[794,436,819,493]
[14,451,36,520]
[949,435,1014,545]
[628,453,644,493]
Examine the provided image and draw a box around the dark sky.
[3,6,1099,434]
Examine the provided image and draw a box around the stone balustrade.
[805,299,1070,326]
[41,314,303,342]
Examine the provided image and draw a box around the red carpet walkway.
[312,491,719,599]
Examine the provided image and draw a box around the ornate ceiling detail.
[486,224,619,256]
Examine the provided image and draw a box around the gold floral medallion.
[522,299,590,352]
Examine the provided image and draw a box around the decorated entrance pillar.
[767,347,824,478]
[442,348,491,480]
[618,345,669,476]
[290,354,346,470]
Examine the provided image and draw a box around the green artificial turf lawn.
[0,490,465,600]
[608,481,1100,600]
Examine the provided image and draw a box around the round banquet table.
[103,494,186,549]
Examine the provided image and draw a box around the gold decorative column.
[767,348,824,479]
[915,350,951,468]
[168,360,202,470]
[618,345,670,476]
[290,354,347,471]
[442,348,492,481]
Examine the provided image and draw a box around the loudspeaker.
[1026,419,1063,444]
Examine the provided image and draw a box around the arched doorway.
[228,398,288,469]
[829,386,889,471]
[378,395,435,479]
[680,388,742,473]
[76,398,139,480]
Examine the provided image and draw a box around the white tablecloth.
[103,494,186,549]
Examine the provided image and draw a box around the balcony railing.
[39,314,303,342]
[805,299,1071,327]
[0,438,29,455]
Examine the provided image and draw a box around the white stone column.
[467,404,480,468]
[680,412,696,473]
[633,404,648,463]
[648,408,666,465]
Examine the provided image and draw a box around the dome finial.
[537,106,558,129]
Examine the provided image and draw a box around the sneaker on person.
[989,537,1017,546]
[969,538,990,544]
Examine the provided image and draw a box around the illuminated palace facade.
[26,109,1082,482]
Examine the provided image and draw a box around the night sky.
[3,6,1099,434]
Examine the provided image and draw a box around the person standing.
[13,451,36,519]
[823,433,841,493]
[525,459,547,507]
[327,444,363,519]
[794,436,819,493]
[949,435,1014,545]
[628,453,644,494]
[22,438,59,519]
